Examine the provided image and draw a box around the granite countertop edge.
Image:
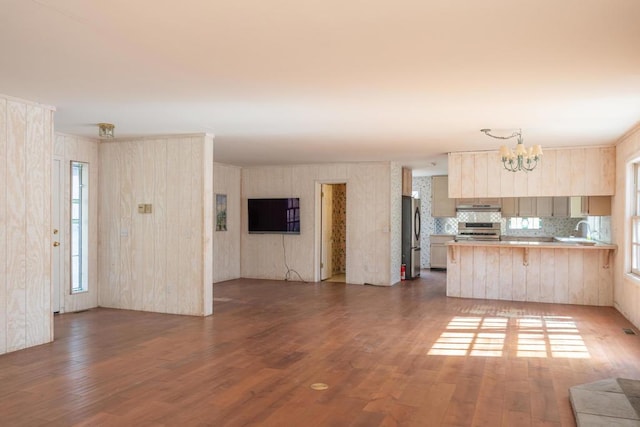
[446,240,617,249]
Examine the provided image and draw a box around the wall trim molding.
[616,121,640,146]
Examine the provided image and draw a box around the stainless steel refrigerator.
[402,196,421,279]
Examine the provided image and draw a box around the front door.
[52,158,63,313]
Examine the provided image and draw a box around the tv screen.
[248,198,300,234]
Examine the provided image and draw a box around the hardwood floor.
[1,270,640,426]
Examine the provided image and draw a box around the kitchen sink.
[554,237,597,246]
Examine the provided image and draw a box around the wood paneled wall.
[241,162,396,286]
[98,134,214,316]
[448,146,616,198]
[613,125,640,330]
[53,134,99,313]
[0,94,54,355]
[213,163,241,283]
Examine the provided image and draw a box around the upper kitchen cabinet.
[552,197,570,217]
[571,196,611,217]
[448,146,615,198]
[502,196,573,218]
[402,167,413,197]
[500,197,540,217]
[537,196,573,218]
[431,176,456,217]
[535,197,553,217]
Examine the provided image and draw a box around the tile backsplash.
[434,214,612,242]
[502,217,581,237]
[434,217,458,235]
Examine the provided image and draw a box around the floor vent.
[623,328,637,335]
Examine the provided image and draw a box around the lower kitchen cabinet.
[446,242,616,306]
[430,235,455,269]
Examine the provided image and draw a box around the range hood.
[455,201,501,212]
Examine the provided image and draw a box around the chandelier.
[98,123,115,138]
[481,128,542,172]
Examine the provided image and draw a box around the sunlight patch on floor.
[428,315,590,358]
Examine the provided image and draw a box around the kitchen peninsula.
[446,239,617,306]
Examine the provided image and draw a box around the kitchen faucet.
[574,220,591,238]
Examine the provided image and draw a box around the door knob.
[53,229,59,234]
[53,242,60,247]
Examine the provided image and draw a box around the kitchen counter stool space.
[446,240,616,306]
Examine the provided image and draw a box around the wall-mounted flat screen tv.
[248,198,300,234]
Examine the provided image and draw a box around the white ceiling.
[2,0,640,176]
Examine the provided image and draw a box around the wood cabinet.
[552,197,569,217]
[579,196,612,216]
[455,198,501,208]
[446,243,614,306]
[431,176,456,217]
[448,146,615,198]
[536,197,553,217]
[570,196,582,217]
[518,197,537,217]
[540,197,572,218]
[500,196,611,218]
[501,196,574,218]
[501,197,540,217]
[402,168,412,197]
[430,235,455,269]
[501,198,517,217]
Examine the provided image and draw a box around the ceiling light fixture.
[481,128,542,172]
[98,122,115,138]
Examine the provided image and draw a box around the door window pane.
[71,161,89,293]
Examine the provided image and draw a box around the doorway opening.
[320,183,347,283]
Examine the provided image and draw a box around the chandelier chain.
[480,128,521,140]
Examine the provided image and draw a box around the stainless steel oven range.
[455,222,501,241]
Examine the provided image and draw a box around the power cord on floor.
[282,234,306,283]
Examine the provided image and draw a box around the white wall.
[54,133,100,313]
[0,94,54,355]
[213,162,241,283]
[241,162,397,286]
[613,126,640,329]
[98,134,214,316]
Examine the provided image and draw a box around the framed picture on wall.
[216,194,227,231]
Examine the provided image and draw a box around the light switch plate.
[144,204,152,213]
[138,204,145,213]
